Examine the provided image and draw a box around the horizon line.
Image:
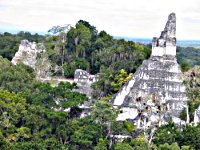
[1,29,200,41]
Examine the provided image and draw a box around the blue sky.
[0,0,200,40]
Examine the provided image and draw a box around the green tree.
[177,125,200,149]
[94,139,108,150]
[180,108,187,121]
[111,121,130,135]
[63,57,90,78]
[71,124,102,149]
[91,98,118,148]
[177,46,200,67]
[91,99,118,136]
[153,121,180,146]
[0,90,28,148]
[181,145,190,150]
[184,67,200,121]
[128,137,150,150]
[123,121,135,134]
[15,127,31,142]
[0,56,35,92]
[181,60,190,72]
[159,143,180,150]
[48,24,71,76]
[111,69,133,92]
[67,23,92,58]
[114,143,133,150]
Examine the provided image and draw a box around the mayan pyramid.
[112,13,187,121]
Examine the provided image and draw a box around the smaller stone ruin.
[74,69,99,98]
[11,40,51,78]
[74,69,99,86]
[73,69,99,118]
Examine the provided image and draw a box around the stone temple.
[112,13,188,127]
[11,40,51,78]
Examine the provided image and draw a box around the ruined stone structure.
[74,69,99,85]
[12,40,51,78]
[73,69,99,118]
[151,13,176,57]
[74,69,99,99]
[112,13,187,128]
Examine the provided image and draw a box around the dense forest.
[0,20,200,149]
[0,20,199,95]
[1,20,199,76]
[177,46,200,69]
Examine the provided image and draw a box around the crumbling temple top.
[151,13,176,56]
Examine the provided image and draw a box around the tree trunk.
[61,47,65,76]
[137,117,141,128]
[109,137,113,149]
[106,123,111,138]
[74,37,79,57]
[186,106,190,123]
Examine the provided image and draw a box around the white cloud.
[0,0,200,39]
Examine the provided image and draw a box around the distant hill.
[177,46,200,67]
[115,37,200,48]
[115,37,200,67]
